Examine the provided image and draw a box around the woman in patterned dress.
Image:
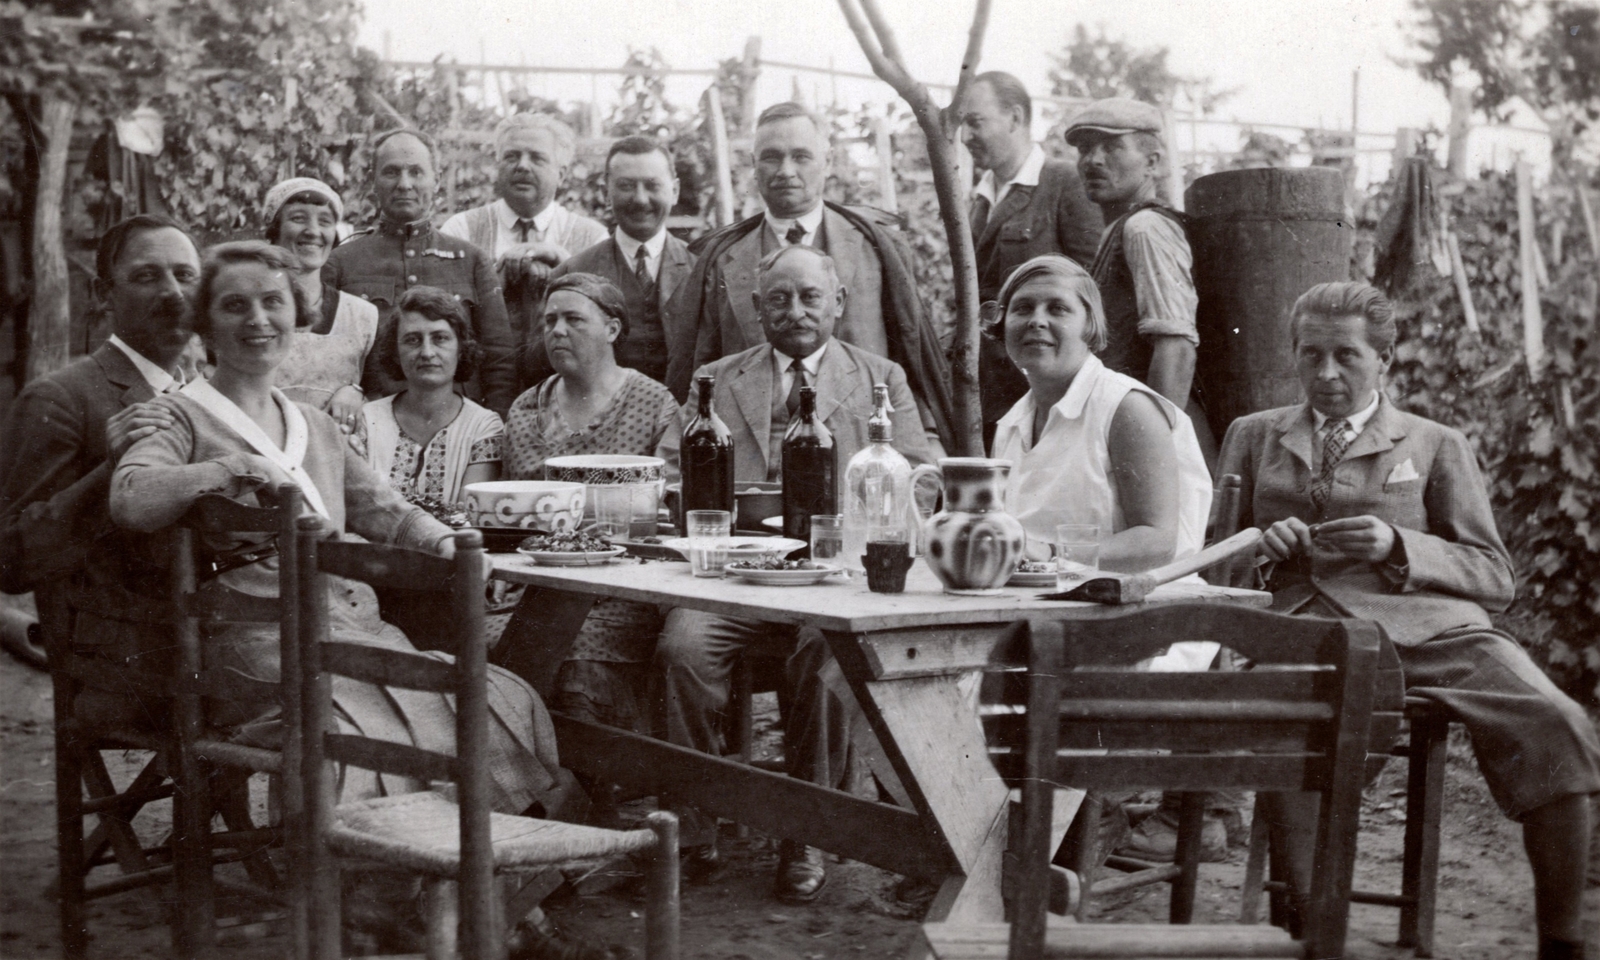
[357,286,504,507]
[262,177,379,425]
[504,273,677,732]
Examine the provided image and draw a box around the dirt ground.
[3,647,1594,960]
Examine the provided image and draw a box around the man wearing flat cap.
[1065,98,1213,463]
[958,71,1103,448]
[443,113,607,391]
[324,128,519,413]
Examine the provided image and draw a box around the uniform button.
[407,275,417,283]
[407,249,416,257]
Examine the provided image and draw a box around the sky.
[357,0,1552,184]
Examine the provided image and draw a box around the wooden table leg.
[826,630,1010,924]
[489,586,594,699]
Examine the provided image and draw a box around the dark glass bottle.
[781,385,837,546]
[681,375,736,523]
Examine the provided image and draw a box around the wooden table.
[492,554,1270,924]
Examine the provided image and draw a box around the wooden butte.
[492,555,1269,924]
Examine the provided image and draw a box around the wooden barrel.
[1185,168,1351,440]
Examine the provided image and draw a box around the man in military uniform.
[666,102,954,452]
[958,71,1102,448]
[324,128,518,413]
[550,135,695,385]
[443,113,606,390]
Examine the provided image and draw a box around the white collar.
[614,227,667,263]
[995,354,1106,444]
[1313,391,1382,435]
[974,143,1046,206]
[107,334,179,394]
[495,197,560,234]
[773,339,829,378]
[179,379,332,518]
[765,203,825,244]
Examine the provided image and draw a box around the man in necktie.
[666,102,956,455]
[323,129,519,412]
[651,245,932,902]
[1219,282,1600,960]
[1,214,202,706]
[440,114,607,394]
[957,71,1101,448]
[551,135,697,385]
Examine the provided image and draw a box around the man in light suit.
[666,102,954,451]
[1,214,201,702]
[550,135,695,385]
[1219,282,1599,960]
[652,245,931,904]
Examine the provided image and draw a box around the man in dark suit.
[550,135,695,385]
[652,246,931,904]
[958,71,1103,447]
[1220,282,1599,960]
[0,215,201,689]
[666,102,954,452]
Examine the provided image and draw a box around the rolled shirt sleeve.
[1122,210,1199,347]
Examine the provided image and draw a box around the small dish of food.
[517,530,626,566]
[723,558,843,586]
[1006,559,1059,587]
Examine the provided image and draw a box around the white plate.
[724,562,842,586]
[516,547,626,566]
[1007,568,1058,587]
[656,536,807,560]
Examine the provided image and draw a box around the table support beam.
[491,588,594,698]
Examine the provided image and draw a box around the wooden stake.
[1516,159,1545,380]
[706,86,736,228]
[1446,233,1479,336]
[874,116,897,214]
[1577,181,1600,263]
[1446,84,1471,178]
[26,96,77,382]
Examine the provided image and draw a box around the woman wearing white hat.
[262,176,379,427]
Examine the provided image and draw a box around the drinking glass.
[686,509,732,578]
[809,514,844,566]
[591,485,631,540]
[1055,523,1101,590]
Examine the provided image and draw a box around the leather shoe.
[507,919,633,960]
[773,839,827,903]
[682,842,727,885]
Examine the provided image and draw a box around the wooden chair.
[294,517,681,960]
[39,485,302,959]
[922,604,1380,960]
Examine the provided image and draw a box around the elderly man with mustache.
[443,113,607,392]
[550,135,695,385]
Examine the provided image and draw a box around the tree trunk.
[26,96,76,383]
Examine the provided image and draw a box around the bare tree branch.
[837,0,911,92]
[858,0,908,72]
[950,0,993,131]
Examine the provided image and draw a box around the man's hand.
[328,386,365,431]
[106,401,176,460]
[1260,517,1315,563]
[1310,516,1397,563]
[497,241,571,284]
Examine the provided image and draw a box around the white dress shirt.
[613,227,668,283]
[440,197,607,259]
[107,334,179,393]
[973,143,1046,211]
[764,203,826,249]
[774,340,828,400]
[1312,391,1382,470]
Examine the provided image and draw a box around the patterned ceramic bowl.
[543,455,666,485]
[463,481,586,531]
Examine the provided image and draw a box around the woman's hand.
[237,454,298,494]
[328,386,364,432]
[106,401,176,460]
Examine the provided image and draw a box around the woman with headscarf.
[503,273,677,733]
[262,176,379,426]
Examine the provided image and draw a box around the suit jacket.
[550,233,696,384]
[974,159,1103,427]
[1217,396,1515,646]
[0,343,170,661]
[655,339,933,485]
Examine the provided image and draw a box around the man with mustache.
[443,113,606,391]
[651,245,932,904]
[666,102,954,453]
[1065,98,1213,464]
[958,71,1102,449]
[549,135,695,384]
[0,213,201,703]
[324,128,518,413]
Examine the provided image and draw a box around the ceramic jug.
[909,458,1026,592]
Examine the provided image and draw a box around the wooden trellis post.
[26,96,77,382]
[1516,158,1545,379]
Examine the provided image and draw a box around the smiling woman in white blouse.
[988,254,1211,572]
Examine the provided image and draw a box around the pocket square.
[1385,459,1421,485]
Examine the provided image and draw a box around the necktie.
[634,244,653,286]
[1310,418,1353,513]
[784,358,807,418]
[514,218,535,243]
[785,221,807,246]
[970,195,992,240]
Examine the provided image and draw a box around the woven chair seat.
[328,792,660,877]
